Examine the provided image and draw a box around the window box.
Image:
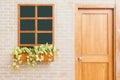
[11,44,58,70]
[14,52,54,62]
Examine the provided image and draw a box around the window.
[18,4,54,47]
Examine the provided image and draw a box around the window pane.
[20,6,35,17]
[38,33,52,44]
[20,20,35,30]
[20,33,35,44]
[38,20,52,30]
[38,6,52,17]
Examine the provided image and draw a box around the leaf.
[39,51,44,54]
[27,62,30,65]
[14,51,18,55]
[32,64,35,67]
[15,65,19,70]
[34,46,38,49]
[18,61,22,64]
[36,55,40,61]
[27,60,30,64]
[17,48,22,53]
[29,52,32,55]
[32,61,36,64]
[40,55,44,61]
[12,62,16,66]
[13,59,17,62]
[56,52,60,56]
[17,57,21,60]
[48,58,52,62]
[27,56,29,58]
[49,52,53,56]
[30,58,33,61]
[45,52,48,55]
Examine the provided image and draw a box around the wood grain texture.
[116,0,120,79]
[82,63,108,80]
[18,4,54,6]
[76,4,115,9]
[75,5,114,80]
[18,4,54,47]
[80,10,108,55]
[18,5,20,47]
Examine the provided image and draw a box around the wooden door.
[75,6,114,80]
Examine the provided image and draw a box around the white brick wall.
[0,0,115,80]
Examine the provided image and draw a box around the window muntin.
[18,4,54,47]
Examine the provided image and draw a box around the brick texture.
[0,0,115,80]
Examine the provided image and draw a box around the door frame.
[74,4,116,80]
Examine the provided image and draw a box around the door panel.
[75,9,113,80]
[82,63,108,80]
[81,13,108,55]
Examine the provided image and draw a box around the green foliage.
[11,43,59,70]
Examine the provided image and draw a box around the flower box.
[14,52,54,62]
[11,44,58,69]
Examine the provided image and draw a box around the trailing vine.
[11,43,59,70]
